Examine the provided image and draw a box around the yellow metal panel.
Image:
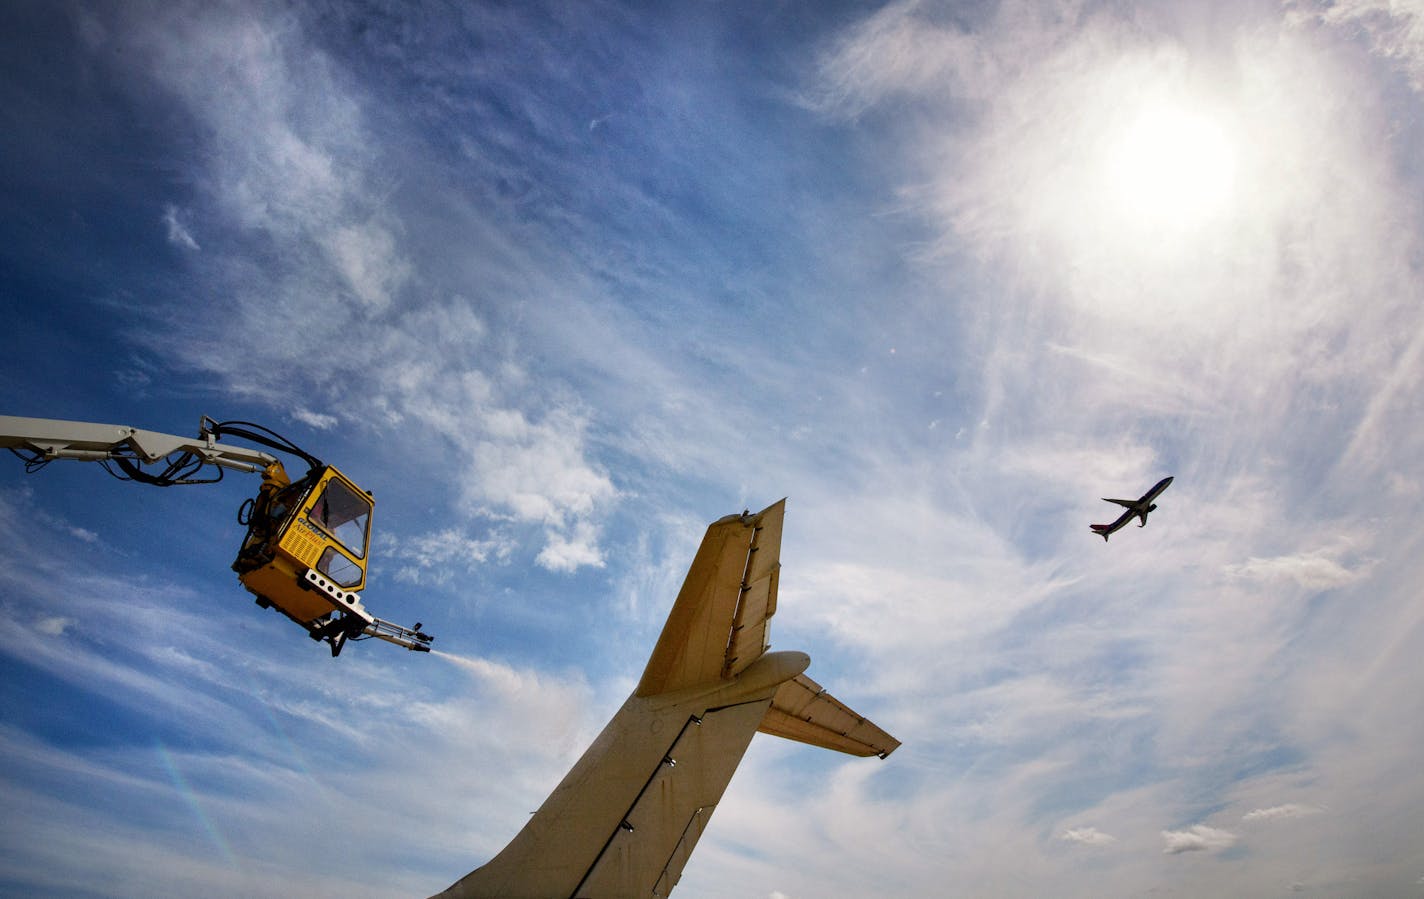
[636,501,785,697]
[636,524,752,695]
[574,699,771,897]
[723,566,777,678]
[653,807,708,898]
[743,500,783,584]
[281,467,370,591]
[279,520,325,569]
[758,674,901,758]
[238,562,336,624]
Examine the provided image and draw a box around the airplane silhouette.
[1090,476,1173,541]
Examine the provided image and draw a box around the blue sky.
[3,0,1424,895]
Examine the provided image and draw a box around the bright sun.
[1107,105,1237,227]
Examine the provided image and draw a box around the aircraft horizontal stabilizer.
[759,673,900,758]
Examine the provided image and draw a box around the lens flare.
[156,741,236,866]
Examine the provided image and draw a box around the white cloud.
[1225,551,1366,591]
[66,526,99,544]
[14,2,1424,896]
[114,7,618,571]
[0,499,604,897]
[1162,824,1237,854]
[1301,0,1424,91]
[290,408,337,430]
[813,0,989,116]
[322,220,409,312]
[1242,803,1324,823]
[535,519,606,573]
[34,617,75,637]
[818,0,1422,479]
[387,527,513,585]
[161,203,199,250]
[1060,826,1116,846]
[466,404,616,530]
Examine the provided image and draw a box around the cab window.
[317,546,363,587]
[307,478,371,558]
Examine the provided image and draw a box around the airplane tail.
[1090,524,1111,541]
[433,501,897,899]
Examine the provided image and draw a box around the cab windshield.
[307,478,371,558]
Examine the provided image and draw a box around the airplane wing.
[760,672,901,758]
[636,499,784,696]
[1102,497,1139,509]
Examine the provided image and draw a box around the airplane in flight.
[1090,476,1174,541]
[433,500,899,898]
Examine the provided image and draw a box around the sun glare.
[1044,81,1255,326]
[1108,105,1237,227]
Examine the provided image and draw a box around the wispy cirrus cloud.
[290,408,338,431]
[1161,824,1237,854]
[797,0,1424,892]
[33,616,75,637]
[97,5,618,571]
[161,203,200,250]
[1060,826,1117,847]
[65,525,99,543]
[383,527,514,586]
[1225,549,1369,591]
[9,1,1424,896]
[1296,0,1424,91]
[0,486,600,897]
[1242,803,1323,823]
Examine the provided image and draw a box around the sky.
[2,0,1424,895]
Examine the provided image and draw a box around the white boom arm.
[0,415,276,474]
